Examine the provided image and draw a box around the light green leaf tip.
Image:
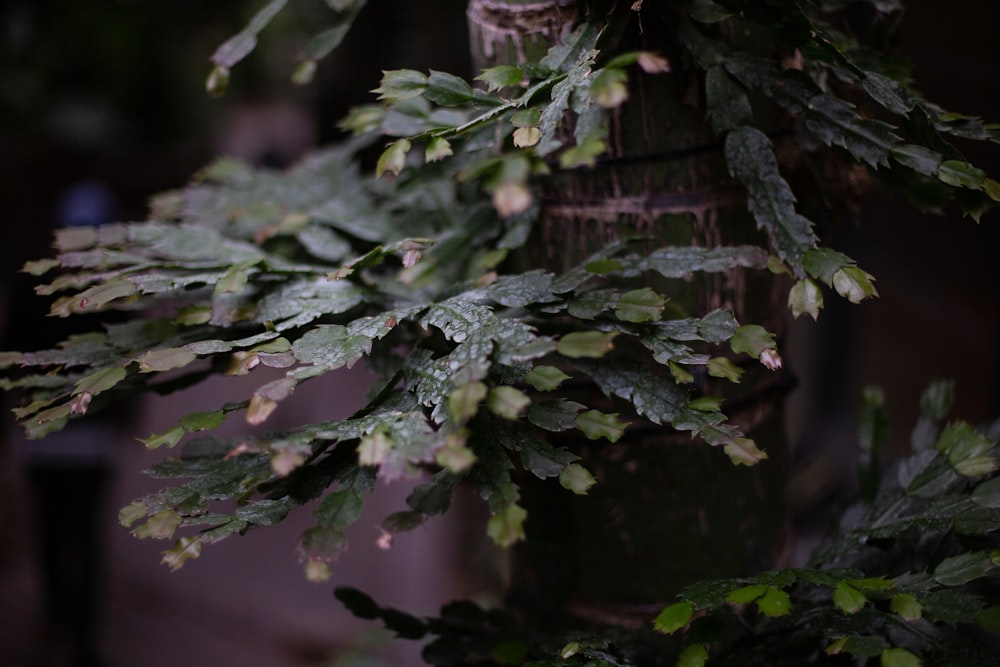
[653,601,694,635]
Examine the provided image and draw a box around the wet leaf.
[724,127,817,272]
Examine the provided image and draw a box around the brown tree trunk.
[467,0,790,627]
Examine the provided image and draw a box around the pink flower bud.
[760,348,782,371]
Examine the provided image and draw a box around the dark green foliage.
[2,1,999,664]
[336,389,1000,666]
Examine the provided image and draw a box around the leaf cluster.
[2,0,998,615]
[337,383,1000,666]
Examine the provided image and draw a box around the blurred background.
[0,1,997,666]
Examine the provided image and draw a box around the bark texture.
[468,1,791,626]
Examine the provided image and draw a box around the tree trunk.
[467,0,790,627]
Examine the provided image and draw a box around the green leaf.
[372,69,427,100]
[487,503,527,547]
[488,386,531,420]
[936,421,995,467]
[653,601,694,635]
[616,287,666,323]
[476,65,523,92]
[584,361,688,427]
[376,139,412,178]
[788,278,823,320]
[136,348,198,373]
[804,94,900,168]
[687,396,725,412]
[316,489,363,531]
[834,582,868,614]
[591,67,628,108]
[559,463,595,494]
[706,66,751,134]
[560,131,607,169]
[436,436,477,474]
[933,551,995,586]
[524,365,570,391]
[424,136,453,162]
[74,366,126,397]
[134,509,182,540]
[729,324,776,358]
[669,361,694,385]
[141,426,185,450]
[179,410,225,432]
[724,127,817,272]
[161,536,202,572]
[215,262,252,294]
[833,266,878,304]
[954,456,998,477]
[707,357,743,383]
[891,144,942,176]
[424,70,473,106]
[575,409,627,442]
[972,477,1000,508]
[802,248,853,286]
[298,525,348,563]
[726,584,767,604]
[450,382,488,423]
[891,594,923,621]
[880,648,921,667]
[292,324,371,370]
[756,586,792,617]
[119,501,147,528]
[676,644,708,667]
[975,606,1000,634]
[53,279,138,316]
[526,400,585,432]
[937,160,986,190]
[358,431,393,467]
[724,438,768,466]
[210,0,287,68]
[557,331,617,358]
